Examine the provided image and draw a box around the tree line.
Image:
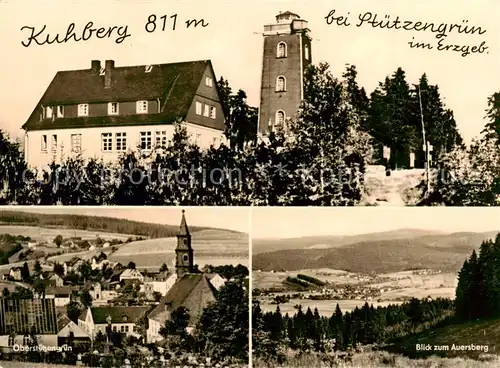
[455,233,500,320]
[1,64,497,206]
[252,297,454,363]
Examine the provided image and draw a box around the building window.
[71,134,82,152]
[8,336,14,346]
[210,106,216,119]
[183,254,188,262]
[102,133,113,151]
[51,135,58,152]
[195,133,201,144]
[46,106,53,119]
[78,104,89,117]
[116,132,127,151]
[108,102,119,115]
[276,76,286,92]
[41,135,47,152]
[276,110,285,126]
[136,100,148,114]
[112,326,117,332]
[203,104,210,117]
[195,101,202,115]
[56,106,64,118]
[125,326,129,332]
[155,131,167,147]
[140,131,152,150]
[205,76,213,87]
[305,44,310,60]
[212,137,218,146]
[277,42,287,58]
[23,335,30,346]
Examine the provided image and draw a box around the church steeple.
[175,210,194,277]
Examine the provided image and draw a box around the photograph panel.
[1,0,498,206]
[251,207,500,367]
[0,207,250,367]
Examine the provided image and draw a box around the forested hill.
[252,231,499,273]
[0,210,235,239]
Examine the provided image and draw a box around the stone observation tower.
[258,11,312,135]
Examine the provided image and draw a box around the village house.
[147,210,221,343]
[119,268,144,284]
[142,270,178,297]
[57,314,91,348]
[22,59,226,168]
[88,283,119,306]
[8,267,23,281]
[63,257,85,276]
[0,298,59,351]
[77,306,149,340]
[43,286,78,307]
[40,272,64,287]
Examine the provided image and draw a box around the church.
[146,210,223,344]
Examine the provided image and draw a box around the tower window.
[183,254,188,262]
[305,44,310,60]
[277,42,287,58]
[276,110,285,126]
[276,76,286,92]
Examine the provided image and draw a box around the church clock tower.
[175,210,194,277]
[258,11,312,135]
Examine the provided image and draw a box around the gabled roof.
[84,306,149,325]
[23,60,214,131]
[148,273,217,325]
[120,269,144,278]
[46,286,77,297]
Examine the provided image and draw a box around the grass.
[254,350,500,367]
[390,318,500,358]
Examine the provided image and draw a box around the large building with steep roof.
[22,59,226,168]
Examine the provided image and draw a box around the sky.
[252,207,500,239]
[0,0,498,144]
[6,207,250,233]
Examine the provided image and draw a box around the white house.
[142,272,177,297]
[23,59,227,169]
[78,306,149,340]
[43,286,76,307]
[57,314,91,346]
[88,283,118,306]
[119,269,144,283]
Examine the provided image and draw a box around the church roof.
[148,273,217,326]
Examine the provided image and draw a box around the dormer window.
[78,104,89,117]
[145,65,153,73]
[203,104,210,117]
[108,102,119,115]
[205,76,213,87]
[46,106,53,119]
[277,42,287,58]
[210,106,216,119]
[136,101,148,114]
[276,76,286,92]
[56,106,64,118]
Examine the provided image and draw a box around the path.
[361,165,425,206]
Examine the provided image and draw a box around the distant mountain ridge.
[253,228,445,254]
[252,230,499,274]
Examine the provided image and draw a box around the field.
[109,229,249,269]
[254,350,500,368]
[255,268,457,316]
[0,225,133,243]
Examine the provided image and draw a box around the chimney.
[91,60,100,75]
[104,60,115,89]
